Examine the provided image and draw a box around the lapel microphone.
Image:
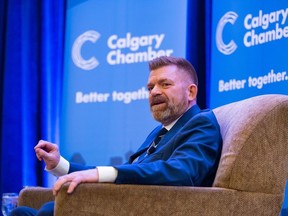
[147,142,157,155]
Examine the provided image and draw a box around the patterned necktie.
[146,127,168,155]
[132,127,168,163]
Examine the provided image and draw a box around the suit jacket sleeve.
[68,163,95,173]
[114,110,222,186]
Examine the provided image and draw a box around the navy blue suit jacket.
[69,105,222,187]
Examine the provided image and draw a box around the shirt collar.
[164,117,180,131]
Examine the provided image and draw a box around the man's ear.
[188,84,198,101]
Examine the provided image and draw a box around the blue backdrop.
[61,0,189,167]
[208,0,288,107]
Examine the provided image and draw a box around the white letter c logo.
[72,30,100,70]
[216,12,238,55]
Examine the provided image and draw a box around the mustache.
[150,95,167,106]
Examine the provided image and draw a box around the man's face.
[147,65,195,125]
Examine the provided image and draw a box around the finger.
[67,181,80,194]
[53,182,62,196]
[35,148,49,160]
[53,175,72,196]
[53,177,65,195]
[34,140,55,151]
[35,153,42,161]
[53,187,57,196]
[34,140,47,149]
[34,143,48,152]
[35,144,57,157]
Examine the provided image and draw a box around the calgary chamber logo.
[216,7,288,55]
[216,11,238,55]
[71,30,173,70]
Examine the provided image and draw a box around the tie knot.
[154,128,168,145]
[158,127,168,136]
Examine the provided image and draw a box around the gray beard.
[151,101,187,125]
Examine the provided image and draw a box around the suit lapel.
[128,105,201,163]
[155,105,201,149]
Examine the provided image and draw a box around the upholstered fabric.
[18,187,54,210]
[213,94,288,194]
[17,94,288,216]
[54,183,282,216]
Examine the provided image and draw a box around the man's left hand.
[53,168,99,195]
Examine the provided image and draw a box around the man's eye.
[162,83,170,87]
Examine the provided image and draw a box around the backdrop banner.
[209,0,288,108]
[61,0,188,166]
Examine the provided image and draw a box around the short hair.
[148,56,198,86]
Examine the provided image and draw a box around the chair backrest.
[212,94,288,194]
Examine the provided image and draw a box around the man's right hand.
[34,140,61,170]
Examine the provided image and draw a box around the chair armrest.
[18,187,54,210]
[55,183,283,216]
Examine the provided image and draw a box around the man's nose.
[150,85,162,95]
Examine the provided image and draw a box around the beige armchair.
[18,94,288,216]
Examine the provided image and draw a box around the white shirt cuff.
[97,166,118,182]
[45,156,70,177]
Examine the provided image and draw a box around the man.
[11,56,222,216]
